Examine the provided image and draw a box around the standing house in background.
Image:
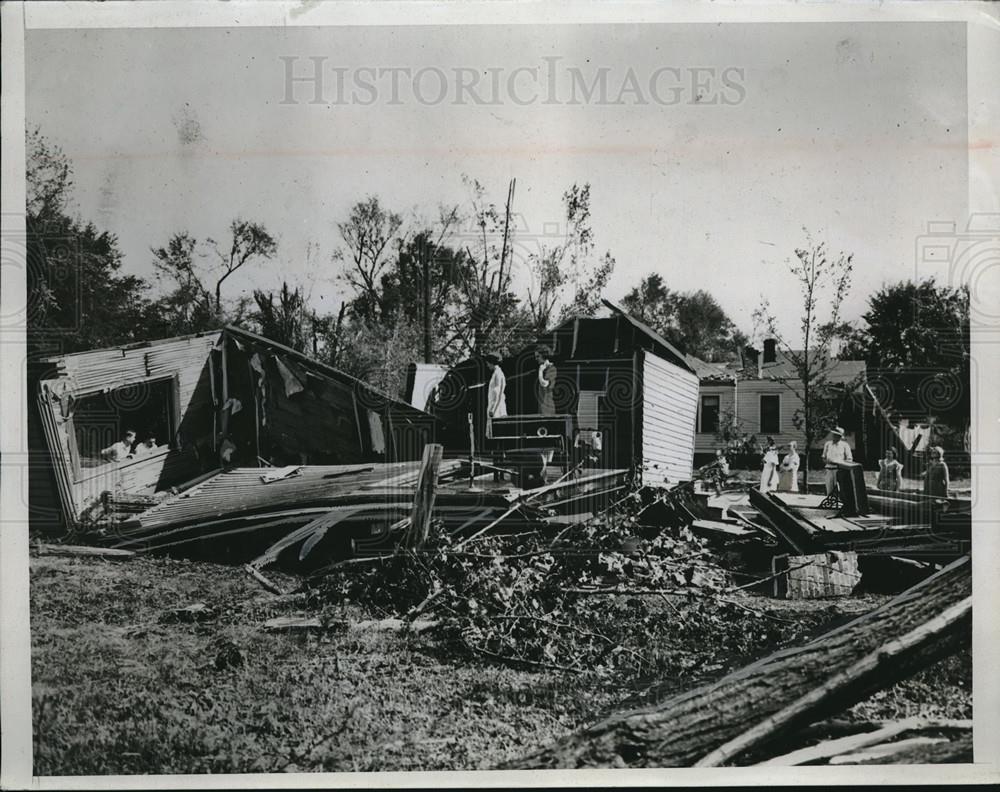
[690,340,867,465]
[433,301,701,485]
[28,326,438,533]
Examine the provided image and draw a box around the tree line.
[26,127,968,431]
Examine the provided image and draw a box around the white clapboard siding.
[641,350,700,484]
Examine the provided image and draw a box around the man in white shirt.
[101,429,136,463]
[821,426,853,495]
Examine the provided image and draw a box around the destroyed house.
[432,301,700,485]
[28,327,438,532]
[689,342,867,464]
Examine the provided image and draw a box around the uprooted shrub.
[315,492,819,681]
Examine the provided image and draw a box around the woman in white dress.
[778,440,800,493]
[760,436,780,493]
[485,353,507,438]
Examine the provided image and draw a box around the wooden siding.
[694,379,857,453]
[640,350,700,484]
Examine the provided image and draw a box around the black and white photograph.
[1,0,998,787]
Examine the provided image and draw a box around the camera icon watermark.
[915,213,1000,329]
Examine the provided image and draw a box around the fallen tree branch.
[499,557,971,769]
[755,718,972,766]
[694,595,972,766]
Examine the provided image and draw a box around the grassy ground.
[30,553,971,775]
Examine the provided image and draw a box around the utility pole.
[422,237,432,363]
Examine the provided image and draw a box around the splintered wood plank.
[407,444,444,548]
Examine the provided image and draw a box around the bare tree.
[453,176,525,355]
[207,220,277,311]
[334,197,404,320]
[753,232,857,460]
[526,183,615,331]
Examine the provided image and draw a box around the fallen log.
[499,556,970,769]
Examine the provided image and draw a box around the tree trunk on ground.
[499,557,970,769]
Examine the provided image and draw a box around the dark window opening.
[700,395,720,434]
[760,394,780,434]
[70,378,177,475]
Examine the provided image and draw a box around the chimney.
[763,338,777,364]
[743,346,759,377]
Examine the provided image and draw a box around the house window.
[760,394,780,434]
[700,395,720,434]
[68,377,178,478]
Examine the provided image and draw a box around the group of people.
[707,425,951,498]
[100,429,160,463]
[876,444,950,496]
[758,437,802,494]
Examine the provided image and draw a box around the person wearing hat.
[821,426,853,495]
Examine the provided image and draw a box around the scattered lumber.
[35,543,136,560]
[263,615,438,633]
[499,557,971,769]
[244,563,288,596]
[854,731,972,764]
[755,718,971,766]
[771,551,860,599]
[828,736,949,764]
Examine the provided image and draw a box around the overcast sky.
[26,21,967,341]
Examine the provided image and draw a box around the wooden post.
[467,412,482,491]
[407,443,443,549]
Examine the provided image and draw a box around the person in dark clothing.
[534,345,557,416]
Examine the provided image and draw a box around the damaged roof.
[690,348,866,385]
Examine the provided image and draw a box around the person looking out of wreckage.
[534,345,557,417]
[101,429,137,462]
[822,426,853,495]
[877,447,904,491]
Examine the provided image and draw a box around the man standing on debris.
[822,426,853,495]
[534,345,557,416]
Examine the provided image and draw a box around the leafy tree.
[841,278,970,428]
[251,281,309,352]
[27,128,152,354]
[753,233,859,459]
[621,274,746,361]
[149,232,218,335]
